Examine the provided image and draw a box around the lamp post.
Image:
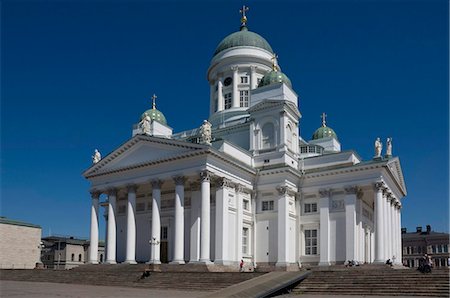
[149,236,160,264]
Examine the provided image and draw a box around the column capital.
[235,183,245,193]
[319,189,331,198]
[373,182,385,192]
[90,190,101,199]
[276,185,288,195]
[173,176,186,186]
[151,179,163,189]
[200,170,212,182]
[231,65,239,72]
[344,186,358,194]
[107,188,117,196]
[190,181,201,191]
[127,184,138,192]
[217,177,233,189]
[250,65,257,71]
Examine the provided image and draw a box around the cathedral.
[83,7,406,269]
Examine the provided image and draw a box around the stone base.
[275,262,300,271]
[146,260,161,265]
[87,261,99,265]
[169,260,185,265]
[105,261,117,265]
[123,260,137,264]
[318,261,331,266]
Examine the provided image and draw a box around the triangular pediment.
[83,135,207,177]
[385,157,407,196]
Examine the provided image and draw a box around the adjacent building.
[0,217,42,269]
[83,7,406,269]
[402,225,449,268]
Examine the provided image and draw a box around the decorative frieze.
[319,189,331,198]
[344,186,358,194]
[330,199,345,212]
[126,184,138,192]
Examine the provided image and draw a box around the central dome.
[214,26,273,56]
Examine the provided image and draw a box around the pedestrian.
[239,259,244,272]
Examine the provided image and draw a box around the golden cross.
[151,93,157,109]
[321,112,327,127]
[271,53,279,71]
[240,5,249,26]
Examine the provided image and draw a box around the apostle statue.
[139,112,151,134]
[386,137,393,157]
[92,149,101,164]
[374,137,382,158]
[199,120,212,145]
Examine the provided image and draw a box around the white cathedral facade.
[83,8,406,269]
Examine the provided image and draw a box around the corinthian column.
[319,189,331,266]
[88,191,100,264]
[374,182,385,263]
[276,186,289,267]
[125,184,137,264]
[344,186,357,262]
[232,66,239,108]
[106,188,117,264]
[250,65,257,90]
[149,180,162,264]
[171,176,185,264]
[200,170,212,263]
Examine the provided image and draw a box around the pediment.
[385,157,407,196]
[83,135,207,177]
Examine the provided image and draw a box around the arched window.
[78,254,82,262]
[286,124,293,149]
[71,253,74,262]
[262,122,275,149]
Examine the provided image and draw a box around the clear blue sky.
[1,0,448,239]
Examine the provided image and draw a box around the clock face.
[224,77,232,86]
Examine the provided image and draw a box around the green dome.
[258,69,292,88]
[214,26,273,56]
[312,126,338,140]
[141,108,167,125]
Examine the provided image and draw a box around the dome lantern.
[312,112,338,140]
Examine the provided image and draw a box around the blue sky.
[1,0,448,239]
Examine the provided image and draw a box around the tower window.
[240,76,248,84]
[262,122,275,149]
[224,93,232,109]
[262,200,274,211]
[239,90,249,107]
[224,77,232,86]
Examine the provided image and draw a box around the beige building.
[402,225,449,268]
[41,236,105,269]
[0,217,42,269]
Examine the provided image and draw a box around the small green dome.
[141,108,167,125]
[214,26,273,56]
[312,126,338,140]
[258,69,292,88]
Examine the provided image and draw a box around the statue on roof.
[374,137,382,158]
[92,149,101,164]
[386,137,392,157]
[199,120,212,145]
[139,112,151,134]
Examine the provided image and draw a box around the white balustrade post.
[200,171,211,263]
[106,188,117,264]
[125,184,137,264]
[171,176,185,264]
[374,182,385,263]
[88,191,100,264]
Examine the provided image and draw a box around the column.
[210,82,215,114]
[374,182,385,263]
[149,180,162,264]
[384,192,392,260]
[215,178,230,265]
[344,187,357,262]
[171,176,185,264]
[200,170,211,263]
[397,204,403,264]
[190,182,201,263]
[319,189,331,266]
[217,77,223,111]
[106,188,117,264]
[125,185,137,264]
[232,66,239,108]
[236,185,244,263]
[88,191,100,264]
[103,209,108,262]
[250,65,257,90]
[276,186,289,267]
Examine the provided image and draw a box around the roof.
[258,69,292,89]
[0,216,41,229]
[402,231,449,240]
[214,26,273,56]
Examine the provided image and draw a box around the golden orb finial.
[239,5,249,27]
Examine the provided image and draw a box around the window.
[161,226,168,240]
[243,199,250,211]
[432,245,436,253]
[438,245,443,253]
[242,227,249,255]
[262,200,274,211]
[78,254,82,262]
[71,253,75,261]
[262,122,275,149]
[224,77,232,86]
[239,90,249,107]
[224,93,232,109]
[136,202,145,212]
[300,147,307,154]
[305,229,318,255]
[444,245,448,253]
[304,203,318,213]
[240,76,248,84]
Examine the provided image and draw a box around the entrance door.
[160,226,169,263]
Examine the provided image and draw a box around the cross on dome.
[240,5,249,27]
[321,112,327,127]
[151,93,157,110]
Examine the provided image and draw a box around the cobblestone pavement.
[0,280,206,297]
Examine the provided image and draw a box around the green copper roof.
[214,26,273,56]
[141,108,167,125]
[258,69,292,88]
[312,126,338,140]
